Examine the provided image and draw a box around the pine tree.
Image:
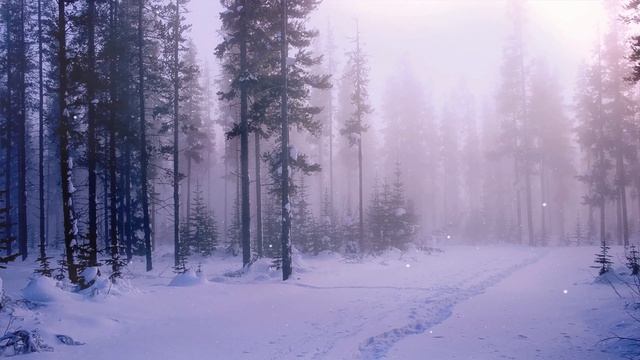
[292,175,317,254]
[183,184,218,257]
[601,2,633,247]
[367,178,387,254]
[317,188,338,253]
[0,192,18,269]
[529,61,572,245]
[573,214,585,247]
[626,245,640,276]
[593,239,613,276]
[341,24,371,255]
[387,162,417,249]
[495,0,535,246]
[576,41,613,250]
[263,190,282,265]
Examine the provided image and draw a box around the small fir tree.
[626,245,640,276]
[593,238,613,276]
[186,184,219,257]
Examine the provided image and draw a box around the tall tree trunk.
[255,133,263,258]
[280,0,292,281]
[358,136,364,252]
[616,194,622,245]
[4,2,12,256]
[138,0,152,271]
[17,0,27,260]
[86,0,98,267]
[524,166,534,246]
[224,143,228,246]
[238,0,251,267]
[355,29,364,254]
[57,0,79,283]
[38,0,47,267]
[600,197,606,246]
[108,0,121,280]
[514,145,522,244]
[186,156,192,229]
[539,164,546,245]
[616,149,629,246]
[103,168,109,250]
[124,142,132,260]
[172,0,181,269]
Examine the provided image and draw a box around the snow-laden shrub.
[22,276,67,303]
[169,269,206,287]
[0,330,52,355]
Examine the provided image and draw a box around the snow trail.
[357,251,545,359]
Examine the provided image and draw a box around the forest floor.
[0,245,638,359]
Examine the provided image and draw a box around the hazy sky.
[187,0,606,122]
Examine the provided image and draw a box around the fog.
[182,0,612,246]
[3,0,640,357]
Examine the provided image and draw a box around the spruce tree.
[341,24,371,255]
[183,184,218,257]
[626,245,640,276]
[292,175,317,254]
[593,239,613,276]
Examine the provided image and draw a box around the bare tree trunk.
[524,166,534,246]
[539,164,547,245]
[616,150,629,246]
[138,0,152,271]
[280,0,292,281]
[17,0,27,260]
[108,0,121,280]
[172,0,181,269]
[255,133,263,258]
[186,156,192,229]
[4,3,12,257]
[38,0,47,267]
[57,0,79,283]
[358,136,364,253]
[86,0,98,267]
[355,27,364,254]
[238,0,251,267]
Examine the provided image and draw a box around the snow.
[22,277,71,304]
[169,270,207,287]
[1,246,637,359]
[80,267,99,285]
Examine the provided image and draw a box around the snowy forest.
[0,0,640,358]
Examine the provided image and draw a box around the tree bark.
[108,0,121,279]
[255,133,263,258]
[86,0,98,266]
[57,0,79,283]
[280,0,292,281]
[173,0,181,269]
[138,0,152,271]
[38,0,47,266]
[4,3,12,257]
[239,0,251,267]
[17,0,28,260]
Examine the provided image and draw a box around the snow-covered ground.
[0,246,637,359]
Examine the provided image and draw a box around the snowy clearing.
[0,246,637,359]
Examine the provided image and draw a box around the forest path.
[3,246,630,360]
[387,247,633,360]
[355,251,544,359]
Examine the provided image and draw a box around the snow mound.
[169,270,207,287]
[291,247,308,274]
[22,277,67,303]
[80,267,99,285]
[245,259,280,281]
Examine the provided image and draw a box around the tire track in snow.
[358,251,547,359]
